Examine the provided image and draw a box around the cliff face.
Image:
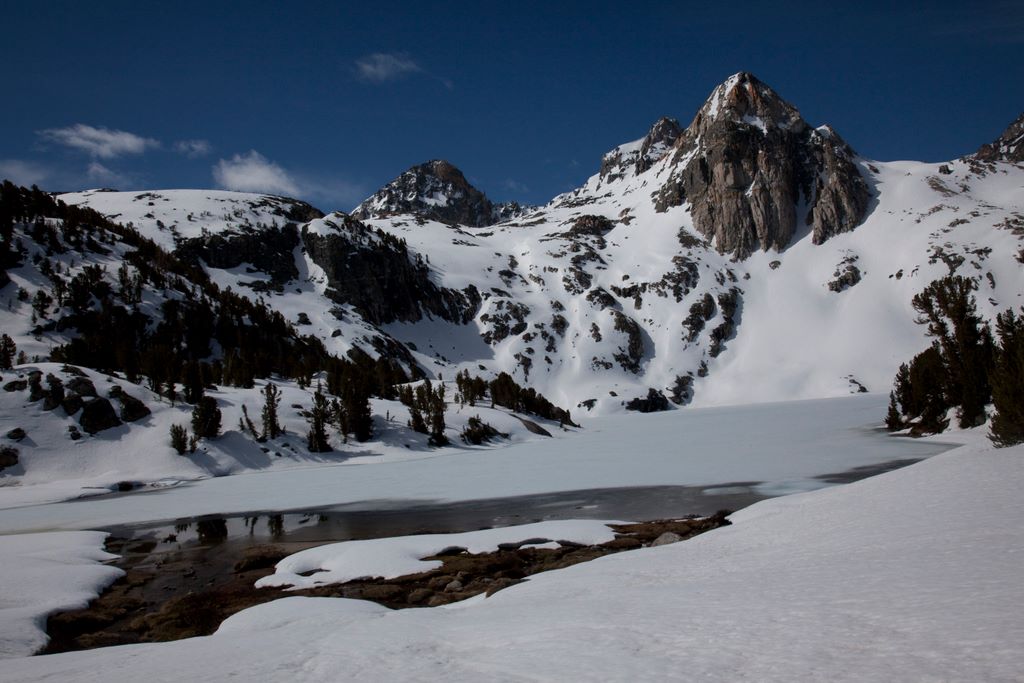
[656,72,871,258]
[301,213,480,325]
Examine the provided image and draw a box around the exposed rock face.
[175,225,302,290]
[353,160,503,227]
[655,72,871,258]
[600,117,683,181]
[973,112,1024,164]
[302,214,480,325]
[624,388,671,413]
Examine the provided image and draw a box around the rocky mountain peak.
[352,159,498,227]
[973,112,1024,164]
[653,73,870,258]
[599,116,683,181]
[690,72,807,136]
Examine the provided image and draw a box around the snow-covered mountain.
[8,72,1024,418]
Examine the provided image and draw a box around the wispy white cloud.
[86,162,131,187]
[213,150,300,196]
[174,139,212,158]
[0,159,50,187]
[354,53,422,82]
[211,149,366,210]
[37,124,160,159]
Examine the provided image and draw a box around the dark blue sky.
[2,1,1021,211]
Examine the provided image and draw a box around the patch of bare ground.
[42,513,729,654]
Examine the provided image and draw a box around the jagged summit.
[600,116,682,181]
[974,112,1024,164]
[353,159,514,227]
[691,72,806,134]
[647,72,870,258]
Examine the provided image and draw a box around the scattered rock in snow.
[0,446,19,470]
[650,531,684,546]
[78,397,123,434]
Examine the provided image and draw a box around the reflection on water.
[105,482,767,554]
[104,456,929,554]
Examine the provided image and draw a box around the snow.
[0,531,121,659]
[47,132,1024,419]
[2,433,1021,681]
[58,189,305,250]
[256,519,622,589]
[0,363,565,510]
[0,394,952,532]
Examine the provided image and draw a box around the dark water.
[102,456,926,555]
[103,482,768,554]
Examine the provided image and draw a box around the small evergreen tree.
[990,309,1024,447]
[184,360,204,404]
[885,392,903,431]
[260,382,282,440]
[191,396,222,438]
[428,381,448,446]
[169,424,189,455]
[306,382,331,452]
[0,333,15,370]
[407,385,428,435]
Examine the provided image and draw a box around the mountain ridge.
[4,72,1022,417]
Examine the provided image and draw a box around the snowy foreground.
[1,426,1021,680]
[0,395,1018,679]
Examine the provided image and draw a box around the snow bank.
[0,531,121,659]
[257,519,622,589]
[3,437,1021,680]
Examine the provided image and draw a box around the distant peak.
[973,111,1024,164]
[645,117,683,144]
[353,159,498,227]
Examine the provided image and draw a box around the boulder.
[650,532,684,547]
[66,376,97,397]
[0,446,18,470]
[62,394,84,416]
[117,391,151,422]
[79,397,122,434]
[2,379,26,392]
[5,427,26,442]
[625,388,671,413]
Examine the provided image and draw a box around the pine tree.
[191,396,222,438]
[306,382,331,452]
[344,378,373,443]
[990,309,1024,447]
[885,392,903,431]
[184,360,204,404]
[260,382,282,440]
[169,424,189,455]
[911,276,993,428]
[428,381,448,446]
[0,334,15,370]
[408,383,428,435]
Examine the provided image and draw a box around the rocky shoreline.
[42,513,730,655]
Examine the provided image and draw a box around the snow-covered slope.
[0,363,565,509]
[58,189,322,251]
[2,432,1020,681]
[49,74,1024,415]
